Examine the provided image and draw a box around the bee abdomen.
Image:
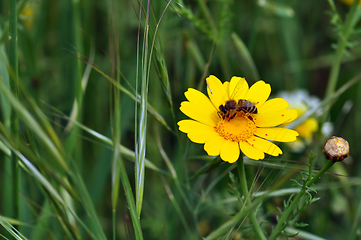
[238,99,258,114]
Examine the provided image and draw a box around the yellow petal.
[220,141,240,163]
[178,120,219,143]
[244,81,271,106]
[255,127,299,142]
[184,88,217,112]
[204,136,227,156]
[229,76,248,100]
[295,118,318,139]
[206,75,228,110]
[180,101,218,126]
[187,131,220,144]
[247,136,282,156]
[178,119,214,132]
[257,98,289,114]
[223,81,230,97]
[240,141,265,160]
[256,109,298,127]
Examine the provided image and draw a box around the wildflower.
[323,136,350,162]
[277,90,333,152]
[178,75,299,163]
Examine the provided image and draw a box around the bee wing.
[206,76,228,110]
[206,83,219,110]
[229,77,248,101]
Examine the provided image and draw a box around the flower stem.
[323,0,361,122]
[237,156,266,240]
[269,160,335,240]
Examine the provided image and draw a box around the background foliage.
[0,0,361,239]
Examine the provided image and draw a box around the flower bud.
[323,136,349,162]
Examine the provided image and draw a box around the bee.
[218,79,258,120]
[206,77,258,121]
[219,99,258,120]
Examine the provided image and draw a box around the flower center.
[215,112,256,142]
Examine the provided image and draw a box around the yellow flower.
[178,75,299,163]
[277,89,327,152]
[290,103,319,144]
[295,118,318,140]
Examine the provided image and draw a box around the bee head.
[219,105,227,114]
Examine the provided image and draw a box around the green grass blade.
[0,49,12,231]
[0,0,28,44]
[54,113,168,174]
[70,167,107,240]
[135,0,150,218]
[161,177,194,239]
[30,201,54,240]
[9,0,20,226]
[63,0,85,170]
[0,81,69,173]
[2,136,104,239]
[0,216,27,240]
[0,48,10,128]
[157,134,193,213]
[84,63,173,132]
[109,2,122,237]
[0,137,11,156]
[135,0,174,218]
[205,195,266,240]
[230,32,260,81]
[119,156,144,240]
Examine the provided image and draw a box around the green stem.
[9,0,19,225]
[196,0,216,33]
[237,156,266,240]
[269,160,335,240]
[323,0,361,122]
[0,0,28,44]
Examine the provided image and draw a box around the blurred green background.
[1,0,361,239]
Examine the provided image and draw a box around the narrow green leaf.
[56,114,168,174]
[0,216,27,240]
[231,32,260,81]
[0,81,69,173]
[136,16,149,218]
[161,177,194,239]
[0,132,103,239]
[87,59,173,132]
[119,157,144,240]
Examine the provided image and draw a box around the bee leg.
[217,111,223,119]
[230,112,237,120]
[247,115,255,122]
